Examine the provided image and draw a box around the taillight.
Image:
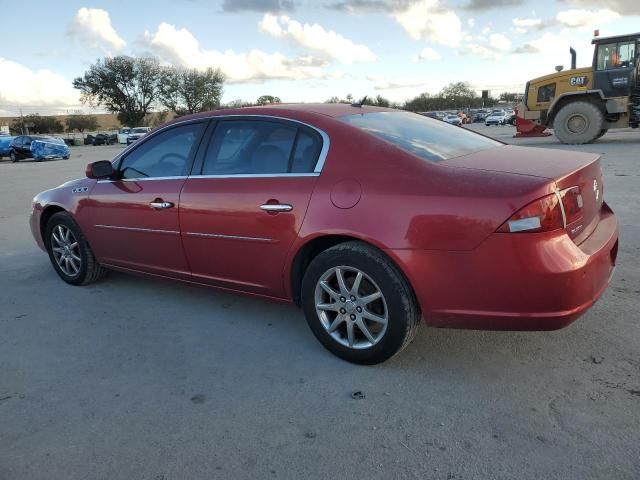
[497,193,564,233]
[497,187,584,233]
[559,186,583,225]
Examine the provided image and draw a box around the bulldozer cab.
[592,33,640,98]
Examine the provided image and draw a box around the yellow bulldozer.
[516,32,640,144]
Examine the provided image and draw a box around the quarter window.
[118,123,204,179]
[202,120,321,175]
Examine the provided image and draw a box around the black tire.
[45,212,107,286]
[301,241,421,365]
[595,129,608,140]
[553,100,604,145]
[9,150,17,163]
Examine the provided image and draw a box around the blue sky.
[0,0,638,114]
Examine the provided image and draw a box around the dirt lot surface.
[1,127,639,480]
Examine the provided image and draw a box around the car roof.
[173,103,396,125]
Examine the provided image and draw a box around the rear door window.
[202,120,322,175]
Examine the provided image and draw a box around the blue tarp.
[0,136,14,156]
[31,137,69,160]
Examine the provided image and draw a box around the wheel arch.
[288,233,418,312]
[40,205,67,247]
[546,91,606,126]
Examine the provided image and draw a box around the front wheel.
[10,150,17,162]
[301,242,420,364]
[45,212,107,285]
[553,100,604,144]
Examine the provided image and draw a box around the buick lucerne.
[30,104,619,364]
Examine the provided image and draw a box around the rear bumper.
[391,202,618,330]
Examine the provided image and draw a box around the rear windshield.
[340,111,500,163]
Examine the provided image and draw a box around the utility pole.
[18,107,25,134]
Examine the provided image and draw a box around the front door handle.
[150,200,174,210]
[260,203,293,212]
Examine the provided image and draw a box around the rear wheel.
[553,100,604,144]
[301,241,420,364]
[45,212,107,285]
[595,129,608,140]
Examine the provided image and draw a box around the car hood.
[441,145,599,181]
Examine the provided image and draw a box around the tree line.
[10,55,522,134]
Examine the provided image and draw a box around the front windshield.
[131,128,148,134]
[340,111,500,163]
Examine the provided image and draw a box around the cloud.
[0,58,78,106]
[393,0,462,47]
[258,14,376,64]
[556,9,619,28]
[512,32,568,55]
[221,0,295,13]
[143,22,326,83]
[68,8,125,53]
[489,33,511,51]
[464,0,524,11]
[324,0,413,12]
[366,74,428,90]
[459,43,503,60]
[560,0,640,15]
[412,47,441,61]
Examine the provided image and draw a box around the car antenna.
[351,96,367,107]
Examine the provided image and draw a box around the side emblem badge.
[72,187,89,194]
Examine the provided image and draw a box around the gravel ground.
[1,127,639,480]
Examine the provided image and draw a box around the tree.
[440,82,478,108]
[256,95,281,105]
[65,114,98,133]
[11,114,64,134]
[499,92,522,103]
[73,56,161,127]
[158,67,225,116]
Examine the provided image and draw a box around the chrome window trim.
[97,176,187,183]
[184,232,276,243]
[110,114,331,177]
[189,173,319,179]
[95,224,180,235]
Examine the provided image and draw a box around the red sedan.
[30,104,618,364]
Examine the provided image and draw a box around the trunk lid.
[442,145,604,242]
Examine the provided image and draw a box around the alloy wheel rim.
[314,266,388,349]
[51,225,81,277]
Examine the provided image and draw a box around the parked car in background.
[444,114,462,126]
[117,128,131,144]
[29,104,619,364]
[126,127,152,145]
[420,112,445,121]
[485,110,508,126]
[0,135,14,159]
[9,135,69,162]
[85,133,118,146]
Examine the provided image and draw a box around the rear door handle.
[260,203,293,212]
[150,201,174,209]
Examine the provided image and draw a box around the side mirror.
[86,160,114,179]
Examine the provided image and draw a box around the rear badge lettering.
[593,179,599,201]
